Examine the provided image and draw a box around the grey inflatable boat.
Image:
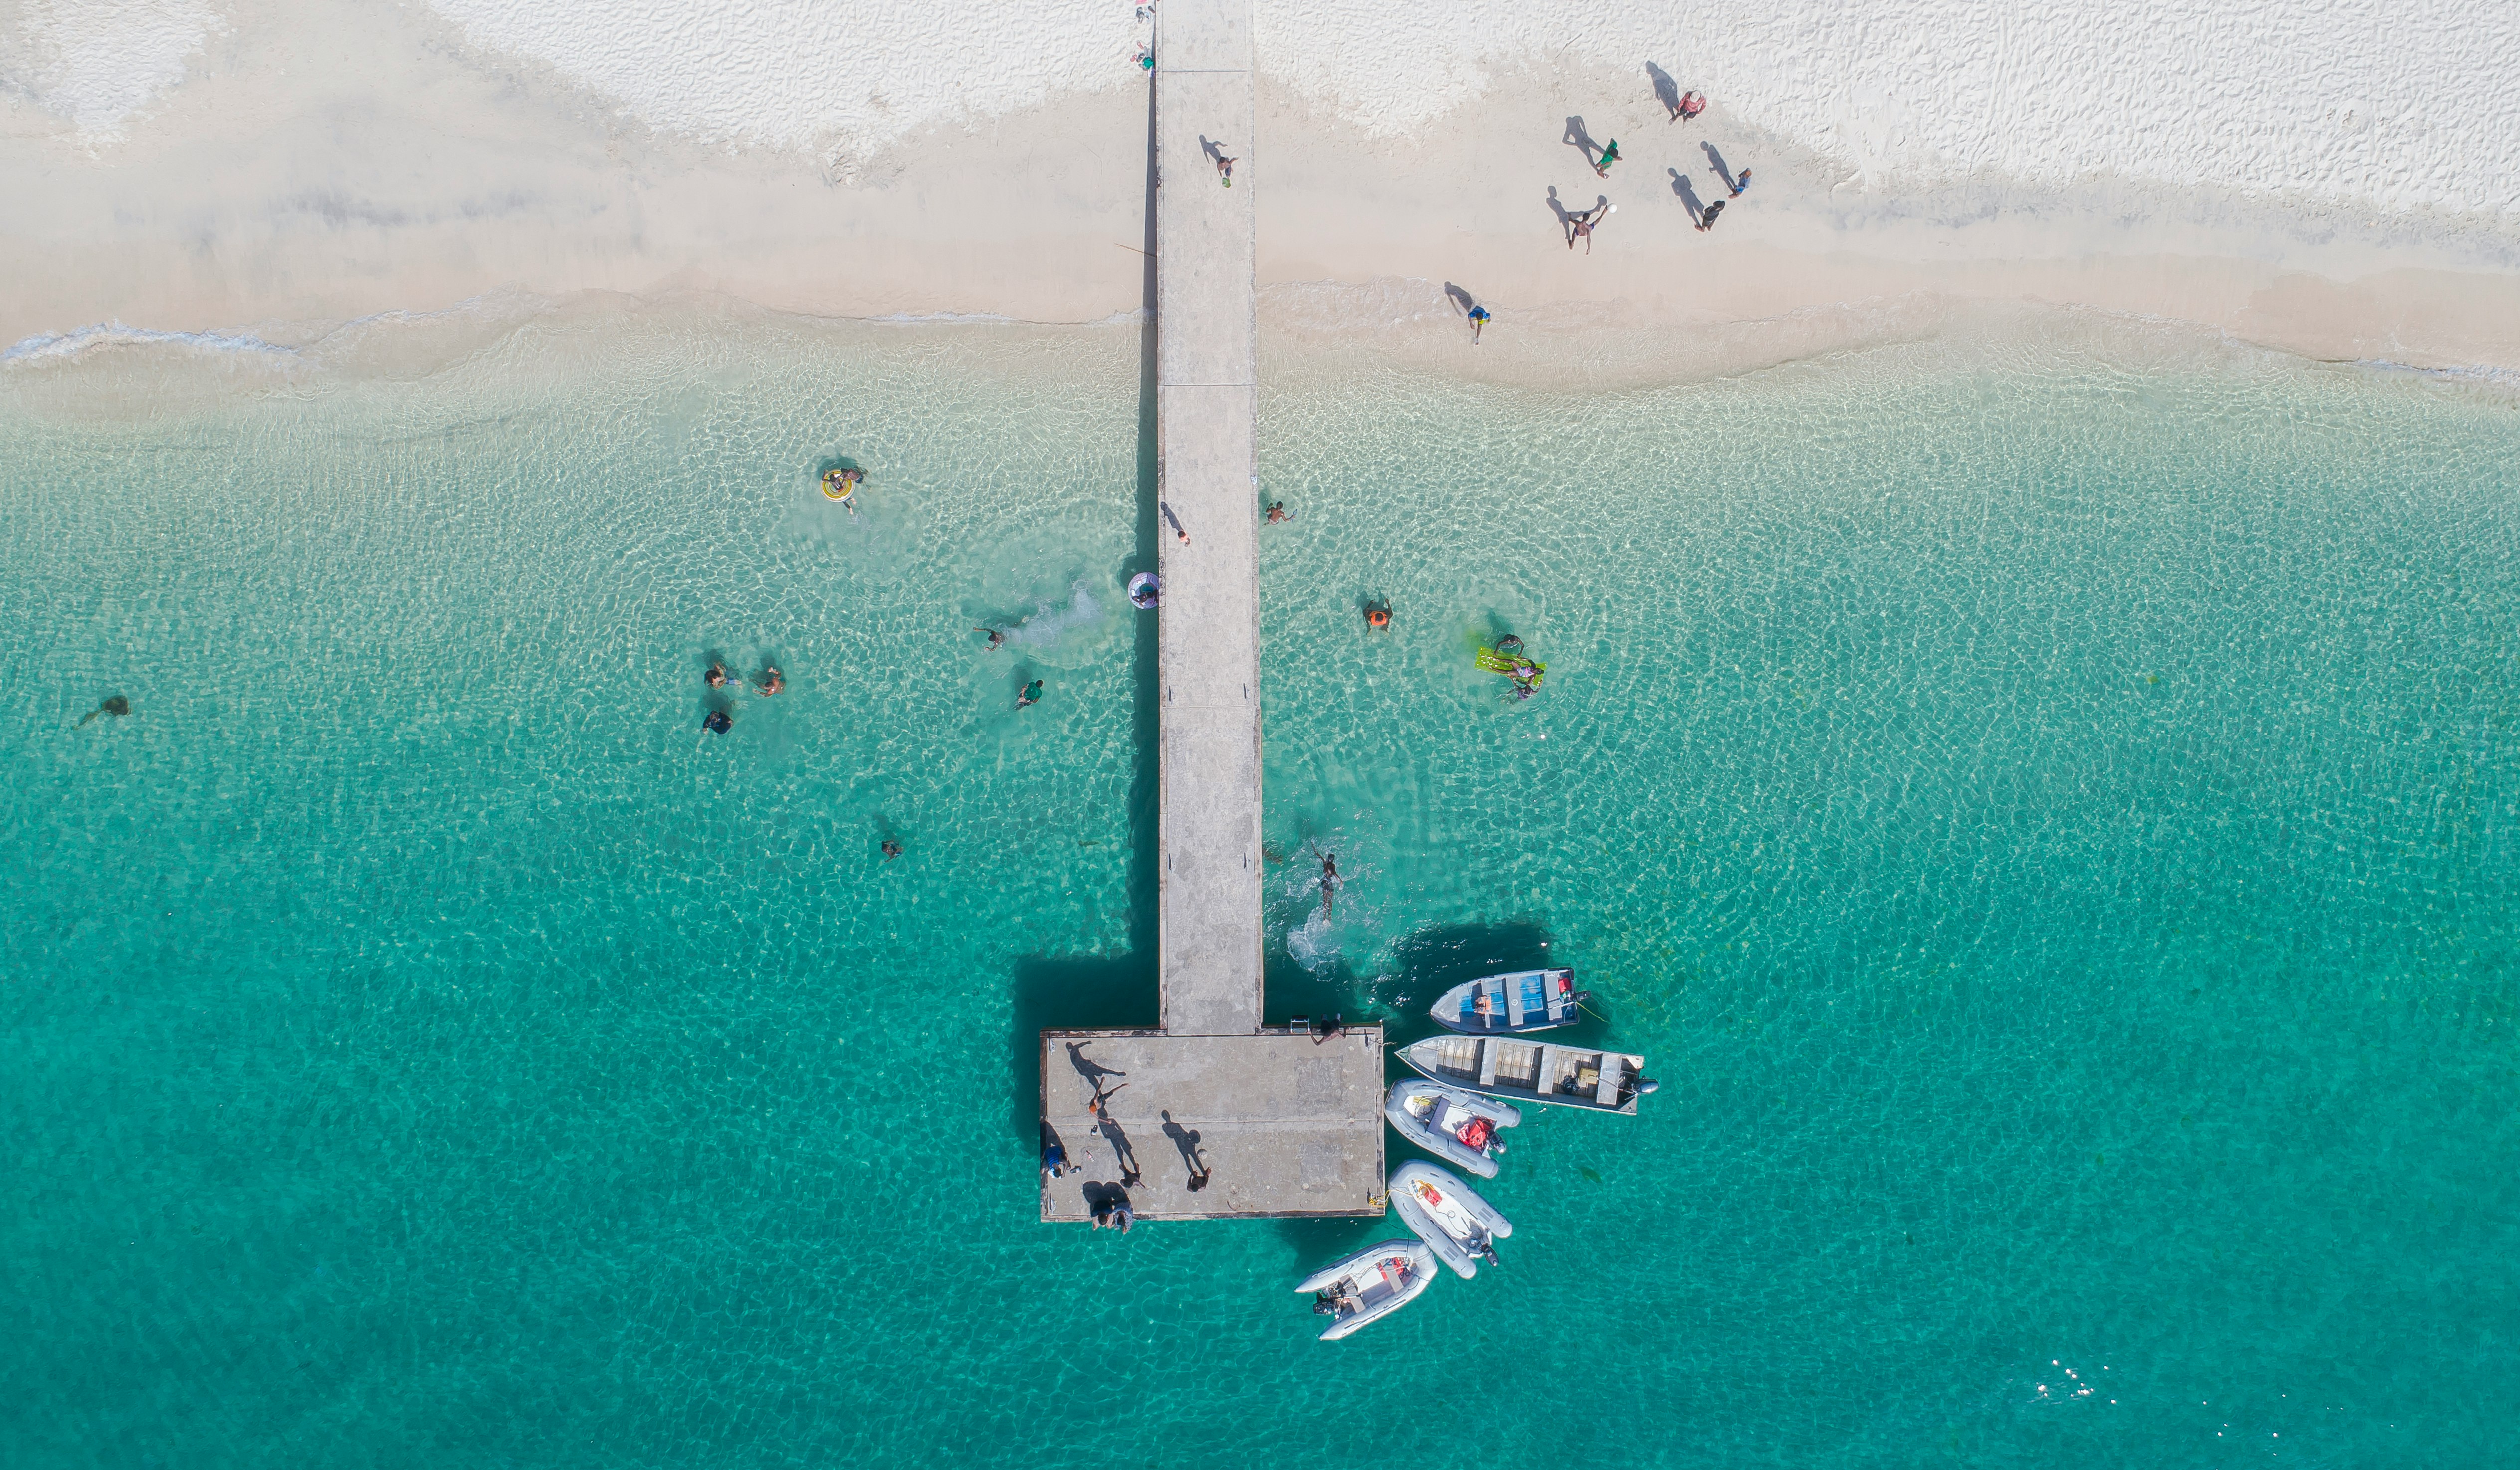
[1390,1160,1514,1279]
[1385,1078,1521,1178]
[1298,1239,1437,1340]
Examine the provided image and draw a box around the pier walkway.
[1151,0,1263,1035]
[1039,0,1384,1223]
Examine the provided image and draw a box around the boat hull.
[1384,1079,1520,1178]
[1390,1161,1513,1280]
[1297,1239,1437,1340]
[1399,1035,1648,1115]
[1431,967,1586,1035]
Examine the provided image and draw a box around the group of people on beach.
[698,659,782,734]
[1548,79,1752,261]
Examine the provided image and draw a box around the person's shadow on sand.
[1645,61,1683,121]
[1562,115,1599,165]
[1701,141,1737,193]
[1669,169,1704,224]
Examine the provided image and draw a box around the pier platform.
[1039,1029,1386,1221]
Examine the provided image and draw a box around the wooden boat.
[1431,966,1587,1035]
[1297,1239,1436,1340]
[1390,1161,1512,1279]
[1398,1034,1657,1115]
[1384,1079,1518,1178]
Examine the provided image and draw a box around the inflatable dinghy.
[1391,1161,1513,1279]
[1385,1078,1520,1178]
[1298,1239,1436,1340]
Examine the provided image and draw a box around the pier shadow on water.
[1008,72,1163,1147]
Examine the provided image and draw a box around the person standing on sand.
[1468,304,1491,342]
[1696,198,1726,232]
[1676,90,1706,122]
[1592,139,1620,176]
[1730,167,1752,197]
[1567,201,1615,252]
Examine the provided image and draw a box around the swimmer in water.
[882,839,903,861]
[1266,502,1288,524]
[1318,850,1339,919]
[757,666,784,696]
[1017,678,1044,709]
[974,626,1005,651]
[703,709,732,734]
[706,661,728,689]
[1364,597,1392,631]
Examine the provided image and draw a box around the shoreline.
[6,31,2520,383]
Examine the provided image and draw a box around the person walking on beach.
[1567,200,1615,252]
[1730,167,1752,197]
[1675,90,1706,122]
[1592,138,1620,176]
[1468,304,1491,342]
[1696,198,1726,232]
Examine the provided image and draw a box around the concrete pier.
[1152,0,1264,1036]
[1037,0,1385,1224]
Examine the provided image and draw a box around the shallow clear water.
[4,315,2516,1467]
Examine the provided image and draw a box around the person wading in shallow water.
[703,709,732,735]
[1017,678,1044,710]
[755,665,784,695]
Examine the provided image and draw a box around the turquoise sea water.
[4,314,2516,1467]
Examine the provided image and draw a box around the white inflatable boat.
[1297,1239,1437,1340]
[1390,1161,1514,1280]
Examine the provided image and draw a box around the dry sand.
[3,0,2517,381]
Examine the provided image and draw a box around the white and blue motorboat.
[1390,1161,1513,1279]
[1384,1078,1520,1178]
[1432,966,1588,1035]
[1298,1239,1437,1340]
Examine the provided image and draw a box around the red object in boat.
[1458,1116,1495,1151]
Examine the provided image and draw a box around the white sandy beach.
[4,0,2519,378]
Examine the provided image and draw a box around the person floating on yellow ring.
[821,466,864,512]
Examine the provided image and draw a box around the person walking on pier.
[1161,499,1190,546]
[1216,151,1237,187]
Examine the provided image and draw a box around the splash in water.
[1004,582,1103,650]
